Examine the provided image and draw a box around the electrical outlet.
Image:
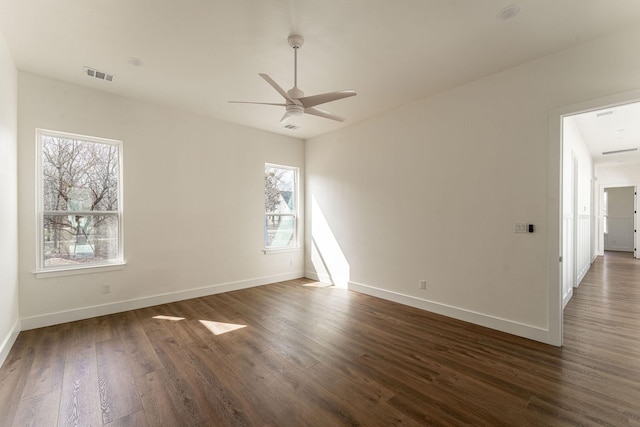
[419,280,427,290]
[102,283,111,294]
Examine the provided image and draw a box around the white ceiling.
[570,102,640,166]
[2,0,640,140]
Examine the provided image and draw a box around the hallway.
[559,250,640,424]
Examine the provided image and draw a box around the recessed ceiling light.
[497,4,523,21]
[126,57,144,67]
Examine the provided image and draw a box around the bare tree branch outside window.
[40,132,122,268]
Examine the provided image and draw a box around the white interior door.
[635,186,638,259]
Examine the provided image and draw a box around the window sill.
[263,247,301,255]
[34,261,126,279]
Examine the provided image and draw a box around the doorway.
[602,186,636,254]
[551,89,640,346]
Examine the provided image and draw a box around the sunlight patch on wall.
[311,196,350,288]
[199,320,247,335]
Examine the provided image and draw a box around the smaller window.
[264,164,298,250]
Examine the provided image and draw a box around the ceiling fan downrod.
[287,35,304,99]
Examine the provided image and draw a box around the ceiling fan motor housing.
[286,103,304,116]
[287,87,304,99]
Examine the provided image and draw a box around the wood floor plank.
[62,319,96,363]
[0,331,37,427]
[11,389,60,427]
[104,410,149,427]
[223,348,330,426]
[96,338,142,424]
[20,324,67,400]
[1,251,640,425]
[57,356,102,427]
[150,337,242,426]
[116,311,163,378]
[185,340,281,426]
[135,369,195,427]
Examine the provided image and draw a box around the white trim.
[0,318,21,369]
[34,261,126,279]
[263,247,302,255]
[562,287,573,309]
[264,163,299,251]
[305,270,331,283]
[547,107,564,346]
[549,87,640,347]
[599,183,640,257]
[20,272,304,330]
[348,281,552,344]
[35,128,125,273]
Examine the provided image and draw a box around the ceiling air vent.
[284,124,299,130]
[602,147,638,155]
[84,66,114,82]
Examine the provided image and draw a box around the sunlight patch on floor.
[199,320,247,335]
[152,315,186,321]
[302,282,334,288]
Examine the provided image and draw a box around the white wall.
[0,32,19,366]
[604,186,635,252]
[597,163,640,184]
[305,24,640,345]
[561,117,593,307]
[18,72,305,328]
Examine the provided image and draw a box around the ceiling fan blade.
[259,73,296,104]
[298,90,356,108]
[304,106,345,122]
[228,101,287,106]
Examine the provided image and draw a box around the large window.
[264,163,297,250]
[37,129,123,272]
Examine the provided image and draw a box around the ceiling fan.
[229,34,356,125]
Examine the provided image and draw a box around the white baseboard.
[21,272,304,331]
[304,270,349,288]
[563,287,573,309]
[0,318,21,369]
[604,246,634,252]
[304,270,323,281]
[348,281,552,345]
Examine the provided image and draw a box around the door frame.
[548,88,640,346]
[598,184,639,257]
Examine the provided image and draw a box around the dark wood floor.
[1,252,639,426]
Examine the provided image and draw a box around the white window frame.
[36,129,125,276]
[264,163,299,251]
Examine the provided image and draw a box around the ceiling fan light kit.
[229,34,357,128]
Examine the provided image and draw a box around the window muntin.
[37,129,123,271]
[265,164,297,250]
